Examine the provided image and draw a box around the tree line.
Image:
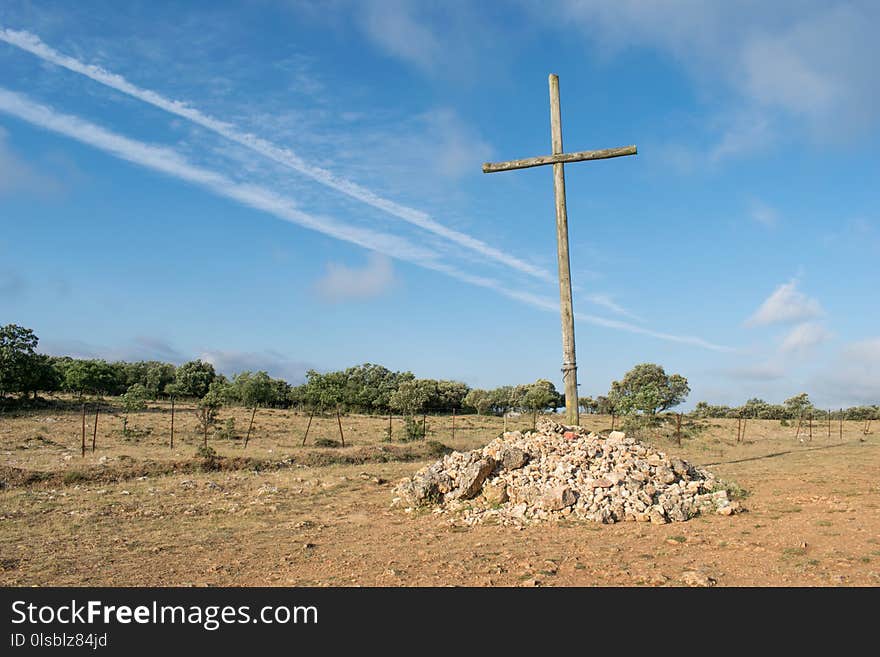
[4,324,874,422]
[0,324,563,418]
[690,393,878,421]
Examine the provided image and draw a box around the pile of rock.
[393,418,742,525]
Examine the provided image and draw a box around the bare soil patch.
[1,403,877,586]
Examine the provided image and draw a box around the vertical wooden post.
[795,414,802,441]
[741,417,747,442]
[422,413,427,440]
[865,418,872,435]
[388,411,392,439]
[503,412,507,433]
[92,407,99,452]
[244,405,257,449]
[203,414,208,448]
[611,413,616,431]
[302,408,315,446]
[549,73,579,427]
[839,409,843,441]
[452,407,456,441]
[675,412,682,447]
[170,397,175,450]
[336,406,345,447]
[808,413,813,441]
[827,410,831,440]
[736,416,742,443]
[81,403,86,457]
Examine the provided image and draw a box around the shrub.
[63,471,86,484]
[195,444,217,460]
[313,437,340,448]
[402,416,425,441]
[425,440,453,457]
[217,418,237,441]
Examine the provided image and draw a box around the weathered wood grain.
[482,145,636,173]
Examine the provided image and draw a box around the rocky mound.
[393,418,742,525]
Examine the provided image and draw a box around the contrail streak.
[0,27,554,283]
[0,88,730,352]
[0,88,435,262]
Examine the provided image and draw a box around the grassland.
[1,397,878,586]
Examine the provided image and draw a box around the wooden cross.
[482,74,637,426]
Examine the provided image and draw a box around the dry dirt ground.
[1,399,878,586]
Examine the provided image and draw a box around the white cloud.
[0,87,437,263]
[40,336,186,363]
[0,88,730,352]
[814,338,880,406]
[421,108,493,180]
[746,279,823,327]
[199,349,313,384]
[0,27,551,282]
[0,124,60,196]
[583,293,642,321]
[723,362,786,381]
[314,252,395,302]
[708,110,774,163]
[780,322,832,354]
[546,1,880,145]
[358,0,443,73]
[749,199,781,228]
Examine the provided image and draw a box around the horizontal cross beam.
[482,144,637,173]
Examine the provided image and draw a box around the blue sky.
[0,1,878,408]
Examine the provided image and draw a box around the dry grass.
[1,399,878,586]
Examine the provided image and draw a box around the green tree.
[432,380,469,412]
[464,388,492,415]
[144,362,176,398]
[578,396,598,414]
[19,354,62,399]
[610,363,690,415]
[784,393,813,419]
[63,359,120,397]
[521,379,560,415]
[231,371,277,408]
[194,380,226,445]
[389,379,432,418]
[0,324,39,397]
[121,383,149,413]
[488,385,515,416]
[173,359,217,398]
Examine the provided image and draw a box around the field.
[1,399,878,586]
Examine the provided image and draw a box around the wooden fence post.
[675,412,682,447]
[170,397,175,450]
[452,407,456,441]
[795,414,803,441]
[336,406,346,447]
[808,413,813,442]
[388,412,392,439]
[302,408,315,446]
[244,405,257,449]
[827,410,831,440]
[839,409,843,441]
[92,406,99,452]
[422,413,427,440]
[81,403,86,457]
